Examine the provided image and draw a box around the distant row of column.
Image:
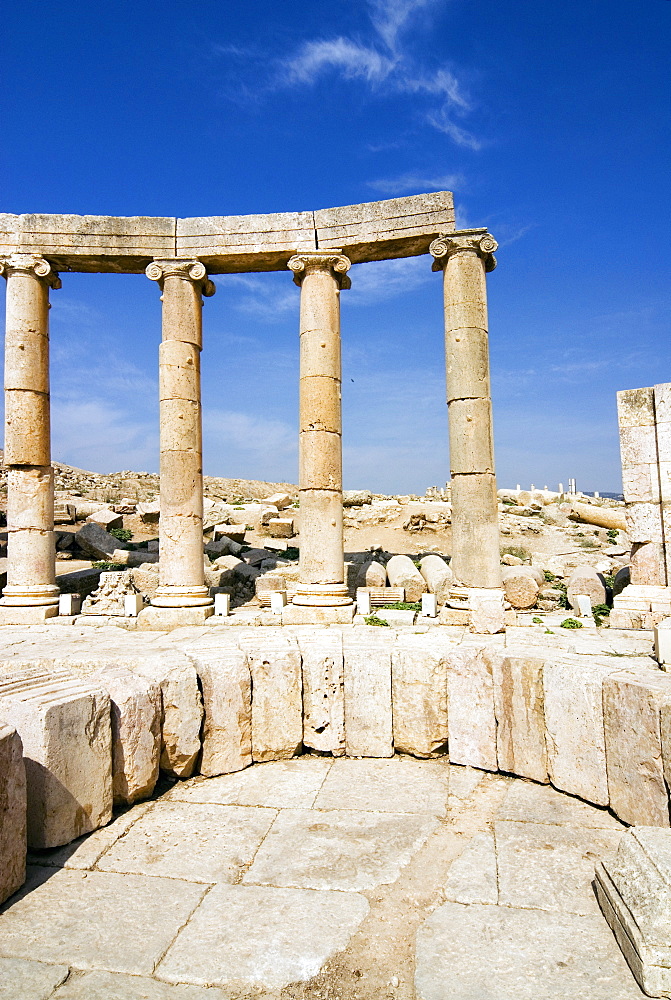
[0,231,500,617]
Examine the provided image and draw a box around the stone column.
[430,229,502,589]
[0,254,60,611]
[287,251,352,606]
[146,259,215,608]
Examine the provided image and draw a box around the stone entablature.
[0,190,504,619]
[0,192,455,273]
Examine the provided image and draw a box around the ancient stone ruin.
[3,195,671,996]
[0,193,501,627]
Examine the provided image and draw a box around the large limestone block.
[176,210,315,270]
[315,191,455,262]
[298,632,345,756]
[355,559,387,589]
[186,647,252,776]
[392,634,452,757]
[419,555,453,605]
[0,668,112,848]
[446,645,498,770]
[627,502,664,544]
[0,722,26,905]
[567,566,607,610]
[595,827,671,998]
[617,386,656,428]
[501,568,539,609]
[91,666,161,805]
[11,212,176,270]
[75,521,130,560]
[493,651,548,782]
[131,652,203,779]
[237,636,302,762]
[603,668,671,826]
[85,508,123,530]
[385,554,427,603]
[343,633,393,757]
[544,656,620,806]
[622,464,662,504]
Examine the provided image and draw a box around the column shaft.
[431,230,502,589]
[146,260,215,608]
[288,252,352,607]
[1,255,60,606]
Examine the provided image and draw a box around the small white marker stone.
[357,590,371,616]
[421,593,438,617]
[575,594,592,618]
[59,593,81,616]
[214,592,231,616]
[124,594,144,617]
[270,591,287,613]
[655,619,671,666]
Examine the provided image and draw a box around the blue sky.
[2,0,670,493]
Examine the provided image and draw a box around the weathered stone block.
[0,722,26,905]
[85,508,123,530]
[617,386,656,428]
[75,521,129,560]
[446,644,498,770]
[0,667,112,848]
[493,651,548,782]
[131,652,203,779]
[603,667,671,826]
[343,633,393,757]
[544,656,621,805]
[626,502,664,544]
[595,827,671,998]
[298,631,345,756]
[385,554,427,602]
[186,647,252,776]
[237,635,302,761]
[91,665,161,805]
[392,634,451,757]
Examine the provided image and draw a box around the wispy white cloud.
[368,171,463,195]
[225,0,481,151]
[368,0,438,52]
[284,38,395,85]
[426,109,482,150]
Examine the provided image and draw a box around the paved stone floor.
[0,756,648,1000]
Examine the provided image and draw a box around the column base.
[1,585,60,608]
[137,605,215,630]
[151,586,213,608]
[282,604,356,625]
[292,583,353,607]
[0,605,59,625]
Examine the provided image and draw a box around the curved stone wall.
[0,623,668,876]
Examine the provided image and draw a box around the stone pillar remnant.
[287,251,352,607]
[0,254,61,610]
[146,259,215,608]
[430,229,501,589]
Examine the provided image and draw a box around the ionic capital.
[288,251,352,289]
[145,259,216,297]
[0,254,61,290]
[430,229,498,273]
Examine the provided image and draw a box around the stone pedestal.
[0,254,60,609]
[430,230,501,589]
[146,260,215,609]
[288,251,352,608]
